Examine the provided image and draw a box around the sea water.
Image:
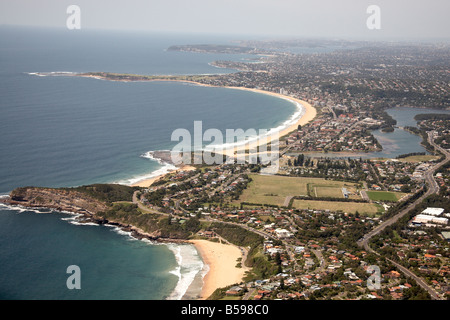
[0,26,298,299]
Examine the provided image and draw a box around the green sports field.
[366,191,407,202]
[292,199,384,216]
[236,174,362,206]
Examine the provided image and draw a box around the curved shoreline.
[79,73,317,145]
[31,72,317,187]
[189,239,250,300]
[27,72,317,300]
[123,82,317,299]
[92,77,317,299]
[120,80,317,187]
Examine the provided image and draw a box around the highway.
[357,131,449,300]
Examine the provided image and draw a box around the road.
[357,131,449,300]
[387,258,441,300]
[311,249,326,273]
[133,191,168,215]
[360,190,369,201]
[323,120,362,150]
[283,196,293,207]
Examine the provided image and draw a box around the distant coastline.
[23,71,318,300]
[68,71,317,187]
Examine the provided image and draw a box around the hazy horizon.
[1,0,449,42]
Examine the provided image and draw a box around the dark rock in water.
[150,150,175,165]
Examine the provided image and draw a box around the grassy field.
[314,186,344,198]
[292,199,383,216]
[236,174,362,206]
[366,191,407,202]
[220,296,241,300]
[397,155,439,163]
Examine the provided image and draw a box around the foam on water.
[0,202,51,214]
[206,97,304,151]
[165,243,205,300]
[115,151,177,186]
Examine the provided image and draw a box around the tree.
[275,252,282,266]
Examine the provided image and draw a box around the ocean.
[0,26,298,299]
[1,26,446,300]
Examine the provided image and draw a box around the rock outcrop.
[7,187,109,215]
[2,186,190,243]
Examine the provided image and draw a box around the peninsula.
[12,39,450,301]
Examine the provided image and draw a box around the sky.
[0,0,449,40]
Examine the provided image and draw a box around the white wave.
[60,213,82,221]
[166,243,205,300]
[168,245,183,281]
[69,220,99,227]
[114,94,304,186]
[0,203,48,214]
[49,71,76,75]
[115,150,177,186]
[26,72,47,77]
[61,216,99,227]
[27,71,77,77]
[205,95,305,151]
[110,226,134,238]
[58,210,81,216]
[140,237,157,245]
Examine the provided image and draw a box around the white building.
[421,207,445,216]
[413,214,448,225]
[431,217,449,225]
[267,248,283,255]
[274,228,293,239]
[294,246,305,254]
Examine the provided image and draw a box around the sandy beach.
[131,165,196,188]
[73,74,318,298]
[126,81,316,187]
[189,239,249,300]
[221,86,316,156]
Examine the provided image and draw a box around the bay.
[0,26,296,300]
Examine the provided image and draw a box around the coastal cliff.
[8,187,109,216]
[3,185,195,242]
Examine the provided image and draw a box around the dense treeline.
[381,126,395,133]
[97,203,201,239]
[435,134,450,149]
[380,186,427,221]
[240,202,281,209]
[369,193,448,299]
[372,194,450,251]
[292,195,368,203]
[66,184,140,203]
[414,113,450,121]
[208,222,279,279]
[403,126,420,135]
[396,152,426,159]
[209,222,263,248]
